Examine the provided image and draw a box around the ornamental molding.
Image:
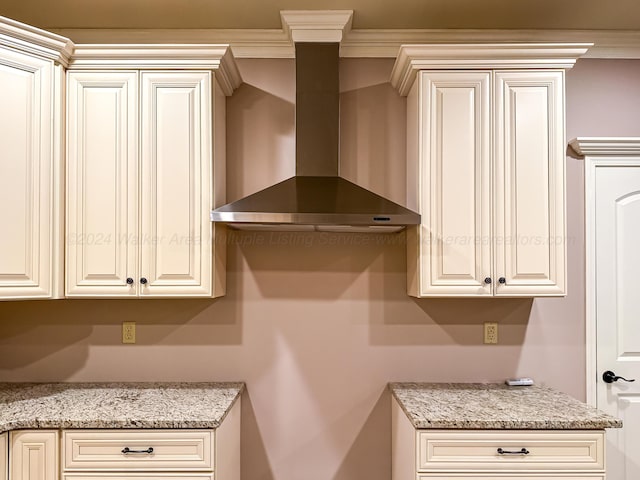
[52,25,640,60]
[69,44,242,95]
[390,43,591,96]
[570,138,640,156]
[0,15,74,66]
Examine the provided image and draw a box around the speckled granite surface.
[390,382,622,430]
[0,382,244,432]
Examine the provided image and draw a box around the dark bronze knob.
[498,277,506,284]
[126,277,134,285]
[603,370,635,383]
[484,277,492,284]
[140,277,148,285]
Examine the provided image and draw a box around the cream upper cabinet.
[392,44,589,297]
[0,17,71,299]
[65,46,241,297]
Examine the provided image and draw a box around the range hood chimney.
[211,25,420,232]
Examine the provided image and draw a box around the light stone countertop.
[0,382,244,432]
[390,382,622,430]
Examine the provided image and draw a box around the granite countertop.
[390,382,622,430]
[0,382,244,432]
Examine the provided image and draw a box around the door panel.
[418,70,491,296]
[0,47,54,298]
[140,72,212,296]
[66,71,138,296]
[11,431,58,480]
[593,162,640,480]
[494,70,565,296]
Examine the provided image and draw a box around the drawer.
[418,430,604,472]
[64,475,213,480]
[63,430,213,471]
[418,476,605,480]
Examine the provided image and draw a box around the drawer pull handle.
[497,447,530,455]
[121,447,154,455]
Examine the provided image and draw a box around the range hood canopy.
[210,22,420,231]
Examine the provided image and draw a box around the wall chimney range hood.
[210,17,420,232]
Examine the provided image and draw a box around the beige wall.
[1,57,640,480]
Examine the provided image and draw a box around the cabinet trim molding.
[570,137,640,156]
[68,45,241,95]
[391,43,590,96]
[0,16,73,66]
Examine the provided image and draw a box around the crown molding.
[390,43,591,95]
[69,44,242,94]
[50,26,640,60]
[280,10,353,43]
[0,15,74,66]
[570,138,640,156]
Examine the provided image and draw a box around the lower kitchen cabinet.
[390,385,618,480]
[1,433,6,480]
[10,431,59,480]
[418,477,604,480]
[7,396,240,480]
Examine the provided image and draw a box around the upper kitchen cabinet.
[66,46,241,297]
[0,17,72,300]
[391,44,589,297]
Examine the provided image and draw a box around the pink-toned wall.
[2,58,640,480]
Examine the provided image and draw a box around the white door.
[587,149,640,480]
[494,70,566,296]
[66,71,139,296]
[139,71,213,296]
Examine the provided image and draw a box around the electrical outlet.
[484,322,498,344]
[122,321,136,344]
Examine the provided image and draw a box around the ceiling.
[2,0,640,31]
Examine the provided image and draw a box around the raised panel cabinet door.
[493,70,566,296]
[66,71,139,296]
[416,70,492,296]
[0,47,56,299]
[1,432,6,480]
[10,431,58,480]
[139,71,213,296]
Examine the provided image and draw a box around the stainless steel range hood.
[210,42,420,232]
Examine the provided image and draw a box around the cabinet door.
[11,431,58,480]
[66,71,139,296]
[140,72,213,296]
[414,71,492,296]
[0,47,56,299]
[1,432,6,480]
[494,70,566,296]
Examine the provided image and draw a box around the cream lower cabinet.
[8,398,240,480]
[0,18,70,299]
[392,399,606,480]
[1,433,7,480]
[65,47,240,297]
[392,45,589,297]
[10,431,59,480]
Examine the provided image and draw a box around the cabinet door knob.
[484,277,492,284]
[126,277,134,285]
[140,277,148,285]
[498,277,506,284]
